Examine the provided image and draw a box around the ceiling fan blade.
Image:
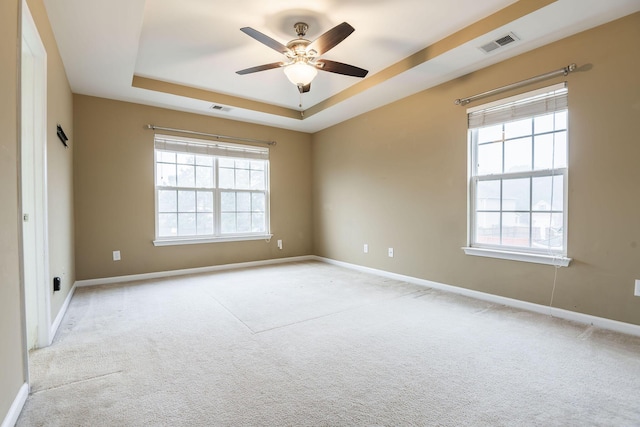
[316,60,369,78]
[236,62,285,75]
[240,27,290,55]
[307,22,355,56]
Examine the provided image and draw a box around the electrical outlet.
[113,250,121,261]
[277,240,283,250]
[388,247,394,258]
[635,279,640,296]
[364,244,369,253]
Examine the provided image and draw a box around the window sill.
[462,247,571,267]
[154,234,273,247]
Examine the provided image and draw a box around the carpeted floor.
[17,261,640,426]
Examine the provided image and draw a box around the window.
[153,134,270,245]
[464,83,571,266]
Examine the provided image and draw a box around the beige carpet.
[18,261,640,426]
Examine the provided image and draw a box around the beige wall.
[73,96,312,280]
[0,0,26,419]
[26,0,75,323]
[312,13,640,325]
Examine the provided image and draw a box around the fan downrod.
[294,22,309,38]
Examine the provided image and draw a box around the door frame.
[21,0,51,352]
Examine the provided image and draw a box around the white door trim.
[21,0,51,349]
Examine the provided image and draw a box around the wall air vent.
[479,32,520,54]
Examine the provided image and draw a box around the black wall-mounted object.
[56,124,68,147]
[53,276,61,292]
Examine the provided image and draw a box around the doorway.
[21,0,51,351]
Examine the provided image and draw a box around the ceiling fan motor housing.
[286,38,313,60]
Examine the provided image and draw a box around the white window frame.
[153,134,272,246]
[462,83,571,267]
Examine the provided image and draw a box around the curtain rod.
[454,63,577,106]
[145,125,276,146]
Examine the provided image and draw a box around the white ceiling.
[42,0,640,133]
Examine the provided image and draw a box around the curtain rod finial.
[565,63,577,75]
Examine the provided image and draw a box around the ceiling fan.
[236,22,369,94]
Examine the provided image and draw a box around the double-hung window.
[153,134,270,245]
[464,83,571,266]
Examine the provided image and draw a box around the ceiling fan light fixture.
[283,61,318,87]
[237,21,367,94]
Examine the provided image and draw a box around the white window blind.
[154,135,269,160]
[468,83,567,129]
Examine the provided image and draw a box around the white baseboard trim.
[50,282,77,342]
[313,256,640,338]
[1,383,28,427]
[71,254,640,337]
[75,256,316,287]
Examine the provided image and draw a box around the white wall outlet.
[277,239,283,250]
[364,244,369,253]
[113,250,121,261]
[635,279,640,296]
[388,247,394,258]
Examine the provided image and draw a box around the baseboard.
[313,256,640,338]
[1,383,28,427]
[50,282,77,342]
[71,254,640,337]
[75,255,316,287]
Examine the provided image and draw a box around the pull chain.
[299,91,305,118]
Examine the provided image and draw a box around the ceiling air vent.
[479,32,519,54]
[210,104,230,112]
